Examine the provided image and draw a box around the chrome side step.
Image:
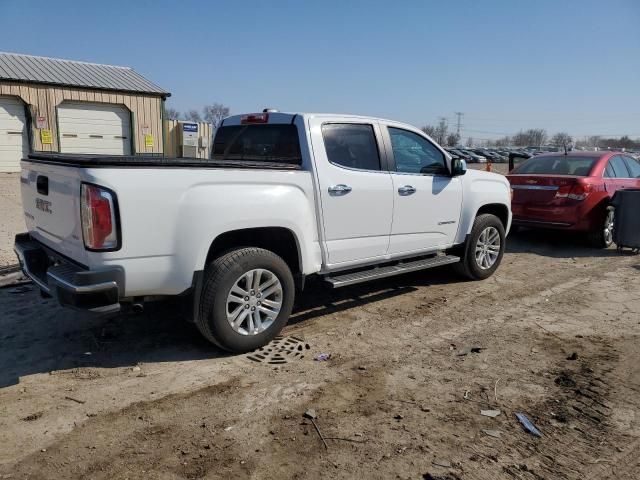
[324,255,460,288]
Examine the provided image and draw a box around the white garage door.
[0,97,29,173]
[58,102,132,155]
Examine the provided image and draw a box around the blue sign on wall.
[183,123,198,132]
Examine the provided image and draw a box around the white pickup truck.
[15,111,512,352]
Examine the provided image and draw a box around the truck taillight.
[80,183,119,250]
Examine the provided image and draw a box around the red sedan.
[507,151,640,247]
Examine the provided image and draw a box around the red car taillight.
[555,179,593,201]
[80,183,119,250]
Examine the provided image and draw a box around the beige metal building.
[0,52,170,172]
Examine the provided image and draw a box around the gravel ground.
[0,173,24,266]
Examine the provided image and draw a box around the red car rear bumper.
[511,203,600,232]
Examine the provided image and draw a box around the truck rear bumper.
[14,233,123,313]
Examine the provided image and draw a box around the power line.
[454,112,464,136]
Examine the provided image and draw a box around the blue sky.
[2,0,639,140]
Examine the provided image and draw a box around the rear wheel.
[587,208,614,249]
[454,214,506,280]
[196,247,295,353]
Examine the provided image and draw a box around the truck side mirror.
[451,158,467,176]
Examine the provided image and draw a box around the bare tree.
[421,125,437,138]
[512,129,547,147]
[494,136,511,147]
[203,103,231,130]
[466,137,474,147]
[550,132,573,147]
[434,118,448,145]
[164,107,180,121]
[526,129,547,147]
[446,133,460,147]
[185,110,202,122]
[587,135,602,149]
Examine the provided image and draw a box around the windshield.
[511,155,598,175]
[213,124,302,164]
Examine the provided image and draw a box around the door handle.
[328,184,352,195]
[398,185,416,196]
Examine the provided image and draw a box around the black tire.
[587,207,614,249]
[196,247,295,353]
[454,214,506,280]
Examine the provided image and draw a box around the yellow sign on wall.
[144,134,153,148]
[40,129,53,145]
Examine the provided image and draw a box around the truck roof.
[222,112,412,126]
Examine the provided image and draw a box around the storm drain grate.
[246,335,310,364]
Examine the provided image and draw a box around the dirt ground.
[1,226,639,479]
[0,173,25,267]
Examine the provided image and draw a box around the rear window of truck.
[213,125,302,164]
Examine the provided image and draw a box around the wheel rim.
[475,226,501,270]
[604,210,614,246]
[226,268,283,336]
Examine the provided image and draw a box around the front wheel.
[196,247,295,353]
[454,214,506,280]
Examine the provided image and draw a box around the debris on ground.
[567,352,578,361]
[482,429,502,438]
[555,372,577,388]
[314,353,331,361]
[480,409,501,418]
[515,413,542,437]
[394,414,404,420]
[64,396,86,405]
[21,412,43,422]
[303,409,317,420]
[432,458,452,468]
[455,346,484,356]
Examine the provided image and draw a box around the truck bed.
[26,153,302,170]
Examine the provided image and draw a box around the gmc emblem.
[35,198,52,214]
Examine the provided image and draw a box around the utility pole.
[454,112,464,136]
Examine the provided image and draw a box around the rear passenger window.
[623,156,640,178]
[322,124,381,171]
[605,155,631,178]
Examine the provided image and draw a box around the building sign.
[36,116,48,129]
[144,134,154,148]
[40,129,52,145]
[182,122,198,147]
[142,125,150,135]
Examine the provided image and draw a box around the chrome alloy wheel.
[475,226,501,270]
[226,268,283,336]
[604,209,614,246]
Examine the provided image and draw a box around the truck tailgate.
[20,160,88,264]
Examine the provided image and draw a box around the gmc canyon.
[15,111,512,352]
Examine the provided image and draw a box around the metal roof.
[0,52,170,97]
